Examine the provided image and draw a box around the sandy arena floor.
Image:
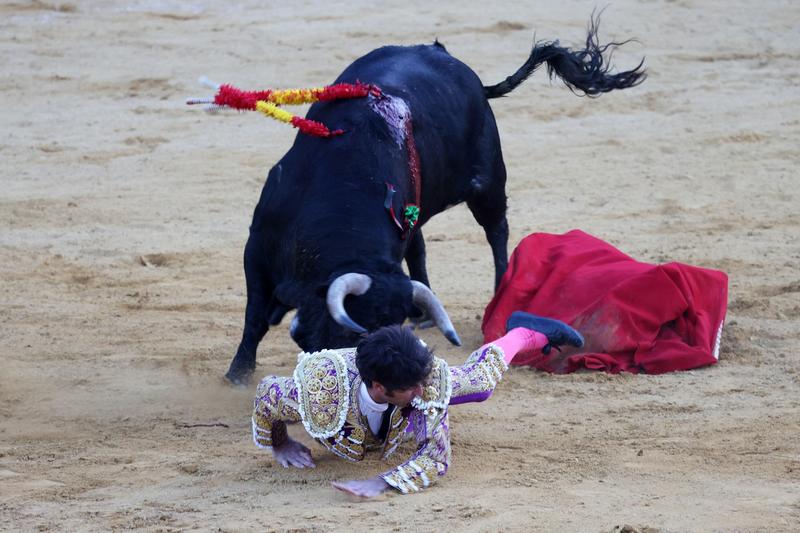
[1,0,799,531]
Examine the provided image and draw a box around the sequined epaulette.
[293,348,353,439]
[411,356,452,413]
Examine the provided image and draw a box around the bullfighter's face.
[381,382,424,408]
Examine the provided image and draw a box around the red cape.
[482,230,728,374]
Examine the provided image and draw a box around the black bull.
[224,20,645,384]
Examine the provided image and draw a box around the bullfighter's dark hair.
[483,9,646,98]
[356,325,433,392]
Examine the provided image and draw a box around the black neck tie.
[377,408,393,440]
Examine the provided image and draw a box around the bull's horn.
[327,273,372,334]
[410,281,461,346]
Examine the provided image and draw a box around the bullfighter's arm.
[252,375,314,468]
[379,408,451,493]
[331,408,451,497]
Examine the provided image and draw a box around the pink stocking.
[488,328,548,365]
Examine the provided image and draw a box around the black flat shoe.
[506,311,584,354]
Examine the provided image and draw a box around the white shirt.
[359,382,389,435]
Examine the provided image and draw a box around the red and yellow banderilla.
[187,79,381,138]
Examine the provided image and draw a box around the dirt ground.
[2,0,799,531]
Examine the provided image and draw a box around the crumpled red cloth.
[482,230,728,374]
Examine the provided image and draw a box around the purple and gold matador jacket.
[252,343,508,493]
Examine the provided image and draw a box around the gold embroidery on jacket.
[293,349,353,439]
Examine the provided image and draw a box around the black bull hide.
[224,19,645,384]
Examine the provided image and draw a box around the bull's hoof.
[225,363,255,387]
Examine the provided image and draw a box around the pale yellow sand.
[1,1,798,531]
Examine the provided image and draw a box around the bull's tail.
[483,13,646,99]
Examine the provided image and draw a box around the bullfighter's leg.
[227,237,275,385]
[449,313,584,405]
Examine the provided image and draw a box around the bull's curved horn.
[410,281,461,346]
[327,273,372,334]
